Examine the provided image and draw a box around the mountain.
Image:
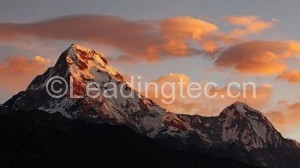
[5,44,178,137]
[4,44,300,168]
[177,102,300,167]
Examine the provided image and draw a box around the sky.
[0,0,300,140]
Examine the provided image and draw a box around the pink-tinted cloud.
[0,56,50,91]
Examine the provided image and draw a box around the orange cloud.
[225,15,277,37]
[144,73,213,115]
[1,14,298,78]
[215,41,300,75]
[266,101,300,132]
[210,83,273,109]
[160,16,219,52]
[0,56,50,91]
[143,73,273,116]
[1,14,292,69]
[277,70,300,83]
[161,17,218,39]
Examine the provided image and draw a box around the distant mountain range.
[2,44,300,168]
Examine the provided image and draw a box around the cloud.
[209,83,273,109]
[160,16,219,52]
[266,101,300,132]
[214,41,300,75]
[142,73,273,116]
[1,14,291,71]
[143,73,215,115]
[0,14,221,62]
[0,56,50,91]
[277,70,300,83]
[225,15,277,37]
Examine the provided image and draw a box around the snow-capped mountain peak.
[67,44,124,81]
[219,101,264,118]
[219,102,283,151]
[5,44,186,136]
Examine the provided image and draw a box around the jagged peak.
[68,44,106,63]
[70,44,100,54]
[220,101,279,131]
[64,44,124,81]
[219,101,265,118]
[219,101,283,151]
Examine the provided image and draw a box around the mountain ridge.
[4,44,300,168]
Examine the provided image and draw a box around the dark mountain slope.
[0,109,261,168]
